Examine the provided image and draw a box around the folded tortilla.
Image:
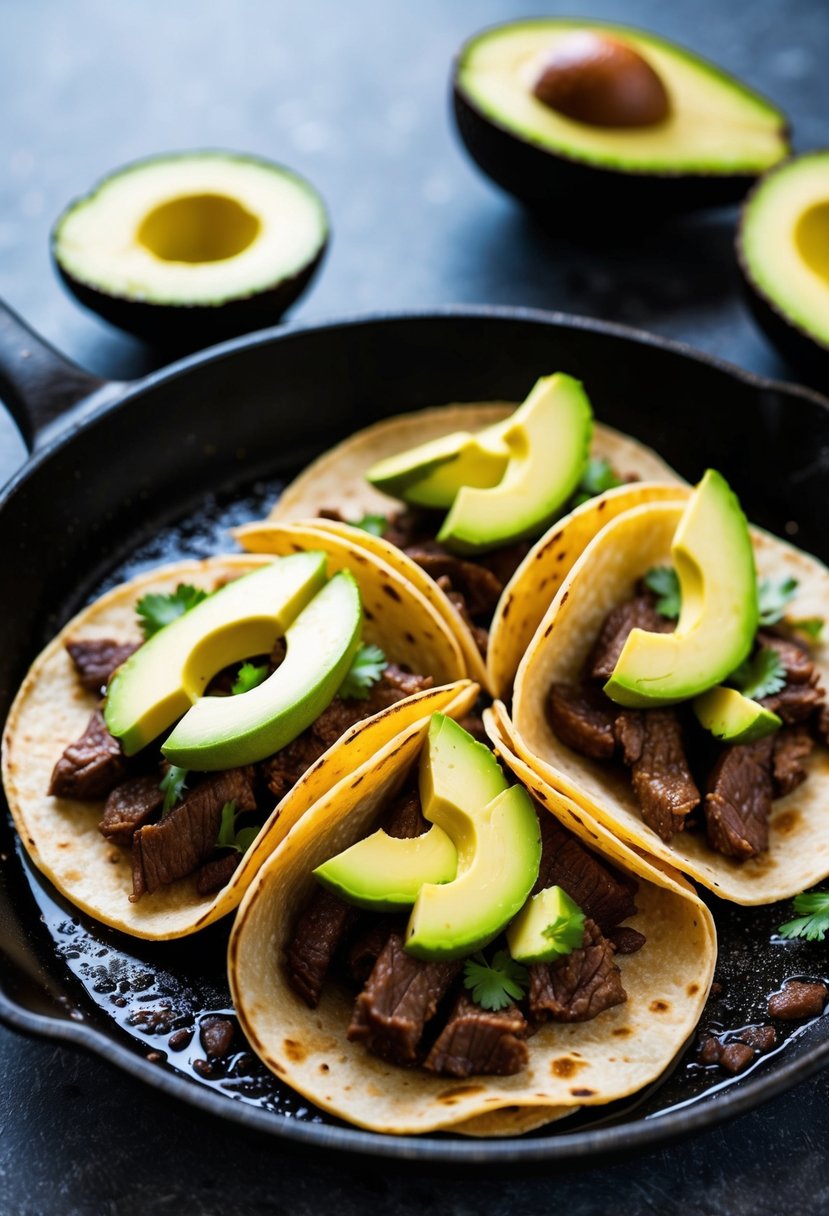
[2,553,476,939]
[228,703,715,1136]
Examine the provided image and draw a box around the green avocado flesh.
[106,553,328,754]
[437,373,593,555]
[605,470,758,708]
[456,20,788,174]
[740,153,829,348]
[693,685,781,744]
[52,152,328,306]
[405,715,541,961]
[368,429,510,510]
[313,824,458,911]
[161,571,362,769]
[506,885,586,964]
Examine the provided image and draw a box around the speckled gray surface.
[1,0,828,1211]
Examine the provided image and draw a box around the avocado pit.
[532,31,670,128]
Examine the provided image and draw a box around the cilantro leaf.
[351,513,388,538]
[758,576,799,626]
[644,566,681,619]
[159,765,188,816]
[136,584,208,639]
[231,661,268,695]
[216,800,259,854]
[542,907,586,955]
[463,949,529,1012]
[778,892,829,942]
[571,458,624,507]
[788,617,824,641]
[729,648,786,701]
[338,643,387,700]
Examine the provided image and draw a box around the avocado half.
[737,151,829,380]
[52,151,329,345]
[452,19,789,218]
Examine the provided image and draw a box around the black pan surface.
[1,304,828,1163]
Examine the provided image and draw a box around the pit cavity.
[137,194,261,263]
[795,199,829,286]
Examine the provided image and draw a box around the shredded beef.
[286,888,358,1007]
[131,767,256,900]
[756,632,824,725]
[348,932,460,1066]
[380,664,435,700]
[772,724,814,797]
[547,682,617,760]
[196,851,240,895]
[98,775,164,846]
[528,918,626,1023]
[438,580,490,655]
[758,631,817,685]
[424,994,528,1078]
[404,542,504,620]
[767,980,828,1021]
[533,812,638,932]
[705,737,774,860]
[589,595,672,681]
[66,638,140,693]
[614,709,700,841]
[762,681,824,725]
[608,926,646,955]
[381,785,429,838]
[49,710,127,800]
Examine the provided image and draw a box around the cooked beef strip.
[437,580,490,656]
[754,631,825,724]
[614,709,700,841]
[547,682,617,760]
[403,542,504,620]
[195,851,240,896]
[131,767,256,900]
[424,993,528,1078]
[607,926,647,955]
[767,980,828,1021]
[65,638,141,693]
[814,704,829,748]
[286,889,359,1008]
[772,724,814,797]
[49,709,128,800]
[762,681,824,725]
[455,712,487,744]
[347,917,404,986]
[528,918,626,1023]
[589,594,673,681]
[348,932,461,1066]
[381,784,429,838]
[381,508,439,551]
[758,631,817,685]
[98,775,165,846]
[704,737,774,860]
[533,811,638,932]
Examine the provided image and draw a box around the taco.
[2,550,477,939]
[248,376,682,695]
[510,473,829,904]
[229,710,715,1136]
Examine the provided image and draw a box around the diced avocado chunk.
[161,571,362,769]
[105,553,328,754]
[436,373,593,554]
[506,885,586,964]
[605,469,759,708]
[693,685,781,744]
[367,429,509,506]
[313,824,457,911]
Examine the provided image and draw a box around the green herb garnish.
[572,458,624,507]
[788,617,824,641]
[542,908,586,955]
[729,648,786,701]
[217,801,259,854]
[643,566,682,619]
[351,513,388,538]
[757,576,799,626]
[231,661,269,695]
[136,583,208,639]
[463,949,529,1012]
[778,892,829,942]
[159,765,188,816]
[338,643,387,700]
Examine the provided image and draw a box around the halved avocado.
[453,20,789,217]
[737,151,829,380]
[52,151,329,346]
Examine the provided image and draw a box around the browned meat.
[438,581,490,656]
[260,732,329,801]
[705,737,774,860]
[528,919,626,1023]
[615,709,700,841]
[739,1025,777,1051]
[533,812,638,932]
[424,993,528,1078]
[772,724,815,797]
[195,851,240,895]
[698,1036,755,1075]
[404,541,504,620]
[98,775,165,846]
[755,631,824,725]
[589,595,672,681]
[381,785,429,838]
[347,918,402,986]
[49,710,127,800]
[762,681,824,725]
[286,888,358,1008]
[456,712,487,744]
[607,926,646,954]
[758,630,817,685]
[131,768,256,900]
[477,541,532,587]
[348,933,460,1066]
[547,682,617,759]
[380,664,435,699]
[814,704,829,747]
[767,980,828,1021]
[199,1015,235,1058]
[382,509,436,551]
[65,638,140,693]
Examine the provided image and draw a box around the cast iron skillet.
[1,300,828,1164]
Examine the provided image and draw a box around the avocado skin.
[453,84,772,220]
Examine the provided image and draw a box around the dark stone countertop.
[1,1,828,1212]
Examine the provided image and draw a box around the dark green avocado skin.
[736,258,829,384]
[453,84,773,221]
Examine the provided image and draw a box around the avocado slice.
[51,151,329,345]
[506,885,586,964]
[605,470,758,708]
[693,685,781,745]
[106,552,328,754]
[312,824,457,911]
[161,571,362,769]
[367,428,510,509]
[405,715,541,961]
[437,373,592,554]
[738,151,829,379]
[453,20,788,216]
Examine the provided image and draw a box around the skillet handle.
[0,300,108,450]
